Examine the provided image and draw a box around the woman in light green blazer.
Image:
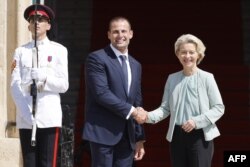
[145,34,225,167]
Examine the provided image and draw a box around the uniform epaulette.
[22,41,33,48]
[50,41,64,47]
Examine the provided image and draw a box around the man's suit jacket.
[83,45,145,149]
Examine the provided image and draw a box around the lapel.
[104,46,129,96]
[128,56,137,97]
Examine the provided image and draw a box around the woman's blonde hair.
[174,34,206,64]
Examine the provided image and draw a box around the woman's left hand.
[182,119,196,133]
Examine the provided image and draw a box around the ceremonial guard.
[10,4,69,167]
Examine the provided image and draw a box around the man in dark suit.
[83,16,146,167]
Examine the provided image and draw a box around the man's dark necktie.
[120,55,128,93]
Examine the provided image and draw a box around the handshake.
[132,107,148,124]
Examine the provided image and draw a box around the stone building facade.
[0,0,32,166]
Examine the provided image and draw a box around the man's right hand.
[132,107,148,124]
[31,68,47,82]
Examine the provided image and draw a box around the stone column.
[0,0,31,166]
[0,0,8,139]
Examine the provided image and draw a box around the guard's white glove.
[31,68,47,82]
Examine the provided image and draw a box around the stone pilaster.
[0,0,31,166]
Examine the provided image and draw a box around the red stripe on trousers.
[52,128,59,167]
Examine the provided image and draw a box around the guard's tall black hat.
[24,4,55,21]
